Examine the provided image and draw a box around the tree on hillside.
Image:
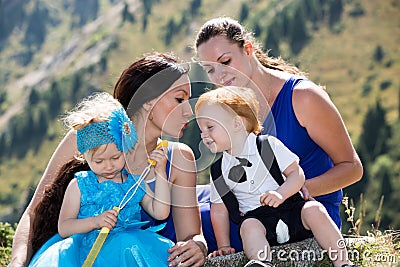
[264,27,280,57]
[142,15,148,32]
[71,72,83,103]
[9,112,30,158]
[347,100,392,202]
[37,106,49,138]
[368,155,398,230]
[303,0,323,27]
[253,22,262,38]
[142,0,155,16]
[121,2,135,25]
[357,100,391,164]
[349,2,365,17]
[287,5,309,54]
[387,120,400,164]
[0,1,26,43]
[373,45,385,63]
[141,0,158,31]
[0,133,7,158]
[239,3,249,22]
[29,88,40,106]
[190,0,201,16]
[0,91,7,114]
[71,0,99,27]
[23,1,49,49]
[48,81,63,118]
[328,0,344,27]
[164,18,176,46]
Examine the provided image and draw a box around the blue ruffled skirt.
[29,223,173,267]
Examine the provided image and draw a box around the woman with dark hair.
[11,52,207,267]
[194,17,363,255]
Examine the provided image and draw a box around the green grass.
[0,222,16,266]
[0,0,399,245]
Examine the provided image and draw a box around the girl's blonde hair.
[63,92,122,130]
[63,92,122,158]
[195,86,261,134]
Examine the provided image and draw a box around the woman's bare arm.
[10,130,77,267]
[167,142,207,267]
[293,82,363,197]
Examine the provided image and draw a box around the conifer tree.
[357,100,391,164]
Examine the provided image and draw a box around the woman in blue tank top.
[194,17,363,255]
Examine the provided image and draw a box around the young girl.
[29,92,173,267]
[195,86,356,267]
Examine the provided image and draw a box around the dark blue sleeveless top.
[262,76,343,227]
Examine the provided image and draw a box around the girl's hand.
[93,209,118,230]
[167,240,206,267]
[209,246,235,258]
[148,146,168,177]
[260,190,284,208]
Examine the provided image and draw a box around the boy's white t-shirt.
[210,133,299,214]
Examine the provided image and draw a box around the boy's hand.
[94,209,118,230]
[208,246,235,258]
[260,190,284,208]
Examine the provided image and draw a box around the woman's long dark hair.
[113,52,189,117]
[31,158,89,255]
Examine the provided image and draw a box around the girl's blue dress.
[28,169,174,267]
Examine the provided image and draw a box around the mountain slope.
[0,0,398,226]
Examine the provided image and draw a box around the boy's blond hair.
[195,86,261,134]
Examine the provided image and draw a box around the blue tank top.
[262,77,343,226]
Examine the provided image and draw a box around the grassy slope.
[295,0,400,141]
[0,0,399,218]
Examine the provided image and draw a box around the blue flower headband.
[77,108,137,154]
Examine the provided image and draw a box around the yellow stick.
[82,206,120,267]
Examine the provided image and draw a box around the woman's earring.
[149,112,154,121]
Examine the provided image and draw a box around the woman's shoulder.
[167,140,196,172]
[168,140,195,159]
[292,79,335,127]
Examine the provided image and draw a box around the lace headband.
[77,108,137,154]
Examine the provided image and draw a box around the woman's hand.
[209,246,235,258]
[167,239,206,267]
[300,184,314,201]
